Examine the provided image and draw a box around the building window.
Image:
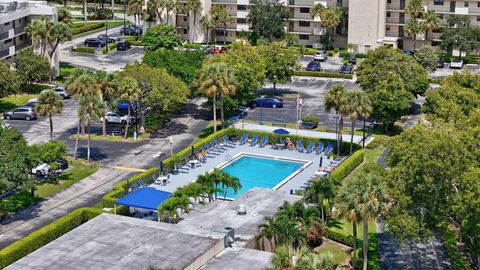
[478,2,480,7]
[238,5,247,10]
[387,12,391,17]
[237,18,247,24]
[183,16,187,21]
[438,13,443,19]
[299,34,309,40]
[216,30,224,36]
[5,38,12,44]
[464,1,468,7]
[4,22,9,26]
[433,0,444,5]
[299,21,310,27]
[386,26,391,32]
[300,7,310,13]
[477,16,480,21]
[387,0,391,3]
[18,18,22,23]
[183,29,187,34]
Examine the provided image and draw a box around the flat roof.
[203,247,273,270]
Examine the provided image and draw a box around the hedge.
[339,51,367,59]
[330,149,365,182]
[325,228,361,247]
[305,48,318,55]
[73,47,96,54]
[102,43,117,54]
[438,223,472,270]
[183,43,202,49]
[71,22,105,36]
[366,136,388,150]
[0,207,103,268]
[294,70,353,79]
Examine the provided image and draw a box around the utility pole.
[105,18,109,53]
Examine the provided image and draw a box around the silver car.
[103,111,135,125]
[3,107,37,121]
[41,86,70,99]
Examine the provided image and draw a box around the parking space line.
[112,166,147,172]
[306,78,314,87]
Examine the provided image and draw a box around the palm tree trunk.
[80,119,85,135]
[64,0,67,8]
[350,118,356,154]
[213,94,217,133]
[73,120,81,159]
[362,219,369,270]
[213,29,217,45]
[362,119,366,148]
[223,24,227,45]
[352,221,358,270]
[320,204,324,221]
[413,34,416,51]
[49,112,53,139]
[192,11,196,42]
[102,114,107,137]
[124,105,130,139]
[220,93,225,129]
[83,0,87,22]
[87,119,91,163]
[166,10,169,24]
[338,115,344,155]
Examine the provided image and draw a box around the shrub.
[330,149,365,182]
[327,51,334,57]
[366,136,388,149]
[183,43,202,49]
[355,53,367,58]
[73,47,96,54]
[294,70,353,79]
[334,48,340,53]
[305,48,317,55]
[339,50,349,57]
[325,228,360,247]
[301,114,319,128]
[0,207,103,268]
[70,22,104,35]
[438,223,471,270]
[102,43,117,54]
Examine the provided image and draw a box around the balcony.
[0,48,9,58]
[386,17,404,24]
[15,25,26,35]
[386,3,403,11]
[0,31,8,40]
[16,41,32,51]
[288,0,315,7]
[211,0,237,4]
[427,5,451,13]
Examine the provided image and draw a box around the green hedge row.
[325,228,361,247]
[0,207,103,268]
[183,43,202,49]
[71,22,105,35]
[437,52,480,64]
[102,43,117,54]
[73,47,96,54]
[366,137,388,150]
[330,149,365,182]
[294,70,353,79]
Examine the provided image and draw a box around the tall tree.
[198,62,237,132]
[115,76,142,139]
[187,0,202,41]
[36,89,64,140]
[310,5,342,49]
[209,5,234,45]
[14,48,51,86]
[423,9,440,41]
[324,84,347,155]
[127,0,143,25]
[94,71,115,137]
[248,0,290,42]
[200,14,213,44]
[141,24,184,50]
[304,176,336,222]
[413,45,439,72]
[258,42,299,94]
[344,90,372,154]
[441,15,480,58]
[78,92,105,163]
[404,0,425,51]
[0,61,19,99]
[153,0,166,24]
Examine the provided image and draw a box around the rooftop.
[202,247,273,270]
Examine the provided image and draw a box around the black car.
[84,38,106,47]
[348,54,357,64]
[339,64,354,74]
[437,60,445,69]
[117,40,131,51]
[120,25,143,36]
[306,61,321,71]
[55,159,69,170]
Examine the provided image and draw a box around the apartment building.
[0,0,57,62]
[171,0,348,47]
[348,0,480,53]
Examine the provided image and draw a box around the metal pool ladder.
[225,154,233,161]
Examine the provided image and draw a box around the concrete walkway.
[233,122,364,144]
[0,98,209,249]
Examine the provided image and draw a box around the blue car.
[253,97,284,108]
[306,61,321,71]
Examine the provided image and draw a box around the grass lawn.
[365,145,386,163]
[315,239,351,265]
[69,132,150,143]
[0,94,36,110]
[0,191,41,219]
[35,159,99,198]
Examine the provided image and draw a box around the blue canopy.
[273,128,290,135]
[115,187,171,211]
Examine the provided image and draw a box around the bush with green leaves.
[14,49,51,85]
[294,70,353,79]
[141,24,183,51]
[301,114,319,128]
[330,149,365,182]
[73,47,96,54]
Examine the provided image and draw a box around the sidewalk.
[233,122,365,144]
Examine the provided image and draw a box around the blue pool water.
[219,155,305,199]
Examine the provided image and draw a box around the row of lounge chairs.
[238,133,334,155]
[238,133,268,147]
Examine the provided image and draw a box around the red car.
[207,46,228,54]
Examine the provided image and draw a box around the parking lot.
[300,55,347,73]
[244,77,359,129]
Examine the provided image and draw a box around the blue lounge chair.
[238,133,248,145]
[138,180,147,188]
[296,140,305,152]
[324,143,333,155]
[259,135,268,147]
[201,145,218,157]
[208,142,223,153]
[315,142,325,155]
[223,135,236,147]
[250,134,259,146]
[305,141,315,153]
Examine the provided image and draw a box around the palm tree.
[209,4,233,45]
[145,0,158,28]
[26,19,48,57]
[344,91,372,154]
[94,71,114,137]
[272,245,294,269]
[57,8,73,24]
[164,0,175,24]
[116,76,141,139]
[78,92,105,163]
[36,89,64,139]
[200,14,213,44]
[221,173,241,200]
[198,62,237,132]
[310,5,341,49]
[324,84,347,155]
[128,0,143,25]
[338,173,389,270]
[153,0,166,24]
[66,69,95,136]
[404,0,425,51]
[158,197,178,223]
[187,0,202,41]
[304,176,336,222]
[423,10,441,41]
[336,184,360,270]
[256,216,276,250]
[196,172,215,201]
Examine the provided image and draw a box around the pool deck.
[152,142,334,195]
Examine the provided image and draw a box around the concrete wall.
[348,0,384,53]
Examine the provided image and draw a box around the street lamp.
[259,100,264,125]
[105,18,109,53]
[123,0,126,29]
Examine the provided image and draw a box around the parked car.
[117,40,131,51]
[313,50,327,61]
[120,25,143,35]
[306,61,321,71]
[437,60,445,69]
[207,46,228,54]
[252,97,284,108]
[41,86,70,99]
[32,163,51,176]
[84,38,106,47]
[103,111,135,125]
[348,54,357,64]
[450,59,463,69]
[3,107,37,121]
[339,63,354,74]
[55,158,69,170]
[98,34,121,43]
[23,97,38,108]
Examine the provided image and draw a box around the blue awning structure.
[115,187,171,211]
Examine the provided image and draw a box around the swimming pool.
[219,154,308,199]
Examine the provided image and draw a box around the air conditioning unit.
[213,226,235,248]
